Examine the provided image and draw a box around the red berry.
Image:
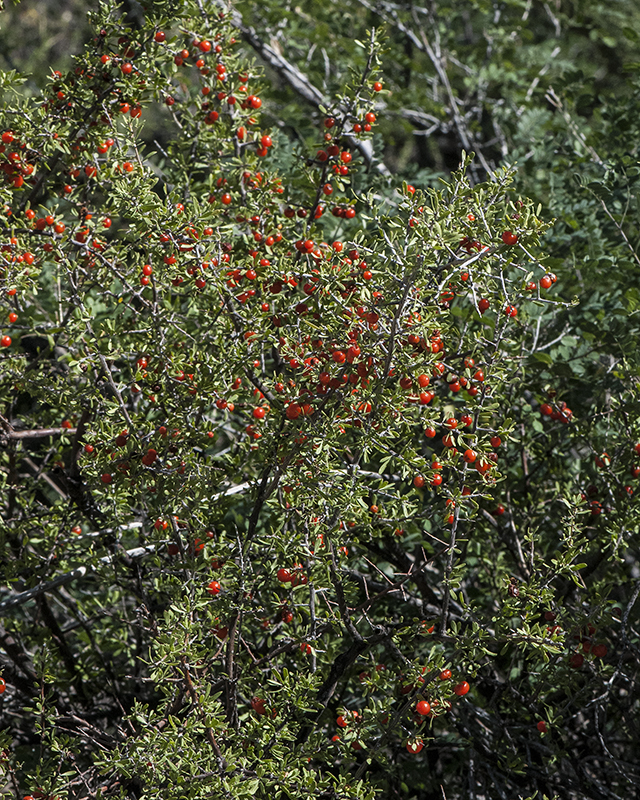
[439,669,452,681]
[332,350,346,364]
[501,230,518,245]
[416,701,431,716]
[453,681,470,696]
[251,696,267,715]
[478,298,490,314]
[1,335,11,347]
[569,653,584,669]
[537,720,547,733]
[154,31,166,42]
[277,568,292,583]
[207,580,221,596]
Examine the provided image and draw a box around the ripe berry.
[416,701,431,716]
[251,697,267,715]
[501,230,518,245]
[406,739,424,754]
[1,335,11,347]
[277,568,292,583]
[0,677,6,694]
[439,669,452,681]
[207,580,221,596]
[141,448,158,466]
[478,298,490,314]
[154,31,166,42]
[537,720,547,733]
[453,681,470,696]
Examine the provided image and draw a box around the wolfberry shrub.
[1,3,638,800]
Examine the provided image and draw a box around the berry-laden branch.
[230,9,388,173]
